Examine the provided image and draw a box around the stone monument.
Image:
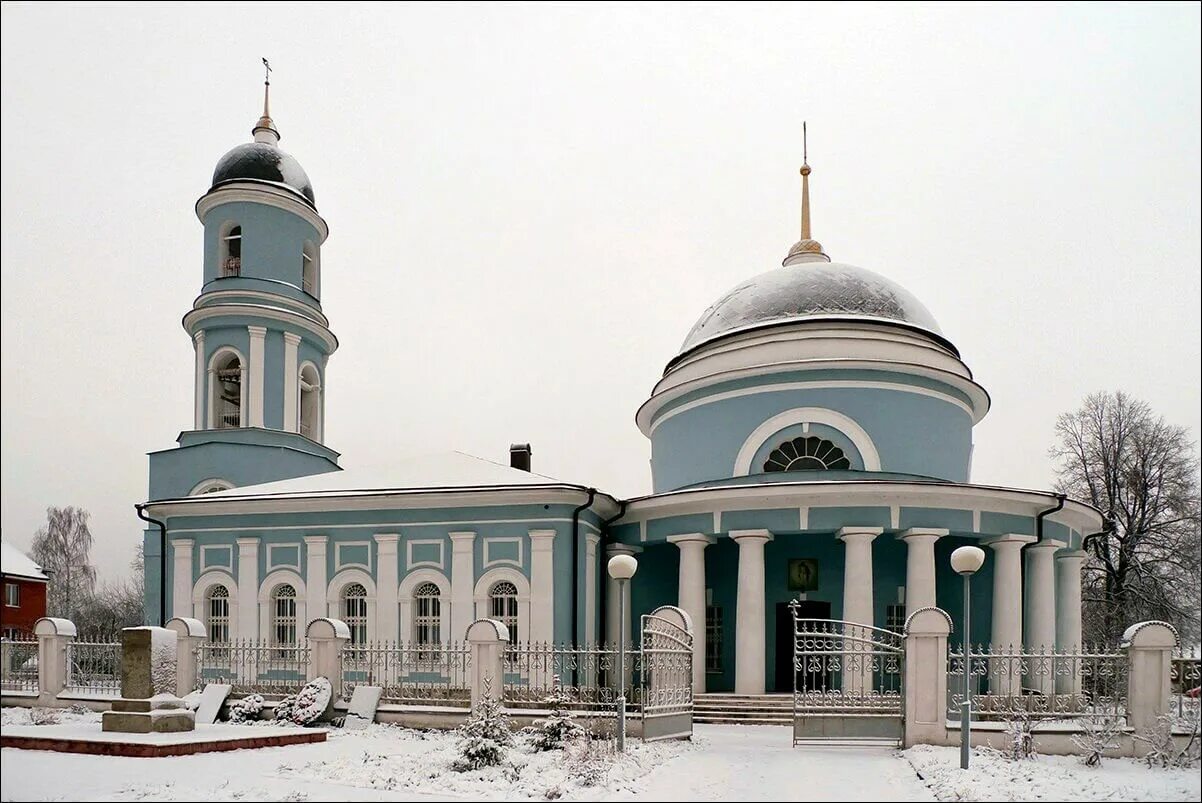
[101,626,196,733]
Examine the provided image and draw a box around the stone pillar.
[193,331,206,429]
[605,544,641,647]
[374,534,400,642]
[172,538,194,622]
[304,536,328,633]
[282,332,301,433]
[1023,541,1059,694]
[306,618,350,701]
[466,619,508,707]
[450,532,476,641]
[102,627,195,733]
[667,533,714,694]
[839,527,882,694]
[529,530,556,643]
[1123,621,1178,745]
[33,617,76,701]
[247,325,267,428]
[903,607,952,747]
[1055,548,1087,694]
[731,529,772,695]
[986,534,1033,694]
[897,528,946,616]
[584,533,600,644]
[236,537,260,640]
[166,617,207,696]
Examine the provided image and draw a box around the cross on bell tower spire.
[252,57,280,144]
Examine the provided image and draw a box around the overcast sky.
[2,3,1199,581]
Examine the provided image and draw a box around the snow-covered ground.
[1,707,1198,801]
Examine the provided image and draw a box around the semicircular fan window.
[763,436,852,472]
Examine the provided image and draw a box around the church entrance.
[773,600,830,692]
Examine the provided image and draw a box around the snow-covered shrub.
[1135,714,1200,769]
[28,707,60,726]
[564,731,615,787]
[452,680,513,772]
[274,693,298,723]
[181,690,203,711]
[999,710,1037,760]
[1071,715,1124,767]
[525,689,585,751]
[67,703,93,716]
[227,694,265,724]
[290,677,333,725]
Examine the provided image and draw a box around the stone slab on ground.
[343,686,383,730]
[1,723,326,757]
[194,683,232,725]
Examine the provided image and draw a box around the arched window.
[206,585,230,644]
[299,363,321,440]
[413,582,441,648]
[489,581,519,646]
[212,351,243,428]
[271,584,297,653]
[221,225,242,277]
[302,241,318,296]
[343,583,368,645]
[763,436,851,472]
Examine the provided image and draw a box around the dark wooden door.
[774,600,831,692]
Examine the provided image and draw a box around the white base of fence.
[929,721,1197,758]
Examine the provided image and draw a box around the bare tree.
[70,543,146,638]
[1051,391,1202,644]
[29,506,97,619]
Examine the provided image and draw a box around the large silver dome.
[679,261,943,355]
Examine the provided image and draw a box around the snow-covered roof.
[1,540,48,581]
[164,450,604,503]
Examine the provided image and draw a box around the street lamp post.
[950,545,986,770]
[607,553,638,752]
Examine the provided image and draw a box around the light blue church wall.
[202,201,321,303]
[148,437,340,500]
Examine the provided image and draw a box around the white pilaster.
[304,536,327,631]
[529,530,556,643]
[172,538,194,620]
[584,533,601,645]
[374,534,400,642]
[839,527,882,694]
[1023,540,1060,693]
[236,537,260,639]
[731,529,772,695]
[450,531,476,639]
[1055,549,1087,693]
[282,332,301,433]
[897,528,946,617]
[192,332,205,430]
[668,533,714,694]
[247,325,267,428]
[605,543,641,647]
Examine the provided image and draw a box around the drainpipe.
[1033,493,1066,546]
[570,488,597,647]
[135,503,168,627]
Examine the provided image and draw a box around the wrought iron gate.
[639,605,694,741]
[790,601,905,744]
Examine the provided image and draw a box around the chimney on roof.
[509,443,532,472]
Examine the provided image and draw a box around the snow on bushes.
[524,689,585,752]
[274,693,298,724]
[290,677,333,725]
[1134,714,1200,769]
[452,681,514,772]
[227,694,265,723]
[1071,715,1124,767]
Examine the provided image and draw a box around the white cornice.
[195,289,329,328]
[183,303,338,353]
[196,184,329,242]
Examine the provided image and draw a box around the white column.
[1023,541,1059,693]
[247,325,266,428]
[839,527,881,694]
[529,529,556,643]
[1055,549,1087,694]
[282,332,301,433]
[450,531,476,639]
[605,544,641,647]
[986,534,1033,694]
[304,536,327,628]
[897,528,946,617]
[172,538,194,620]
[236,537,260,639]
[192,332,206,429]
[731,529,772,695]
[374,534,400,642]
[667,533,714,694]
[584,533,601,644]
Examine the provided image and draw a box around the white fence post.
[33,617,76,702]
[903,607,952,747]
[1122,621,1178,745]
[306,618,350,697]
[166,617,207,696]
[466,619,508,708]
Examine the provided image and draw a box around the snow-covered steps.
[693,693,793,725]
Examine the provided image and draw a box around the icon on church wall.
[787,558,819,591]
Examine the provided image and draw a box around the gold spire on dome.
[252,57,280,144]
[783,121,830,266]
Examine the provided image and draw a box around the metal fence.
[501,642,642,708]
[948,644,1128,722]
[1,636,39,695]
[341,641,471,706]
[195,639,310,696]
[63,640,122,697]
[1170,649,1201,734]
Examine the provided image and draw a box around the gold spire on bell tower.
[783,122,830,266]
[252,57,280,144]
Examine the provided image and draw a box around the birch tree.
[29,506,97,619]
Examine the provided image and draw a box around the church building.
[140,83,1102,695]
